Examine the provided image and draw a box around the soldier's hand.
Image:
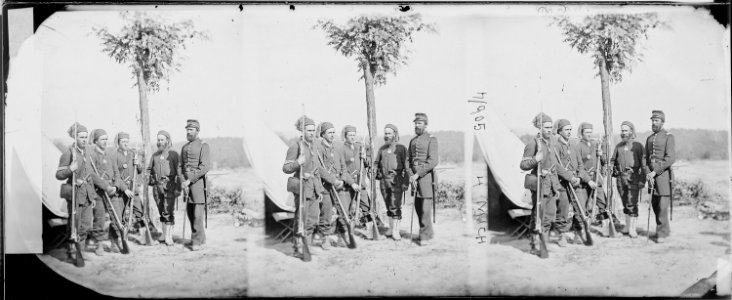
[335,180,344,189]
[297,155,306,165]
[596,148,603,157]
[132,154,139,165]
[647,171,656,181]
[303,172,312,180]
[540,169,550,177]
[182,180,191,188]
[588,181,598,189]
[534,151,544,162]
[570,177,580,186]
[410,174,419,186]
[106,186,117,194]
[351,183,361,191]
[90,200,96,209]
[124,189,134,198]
[69,161,79,172]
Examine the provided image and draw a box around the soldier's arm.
[112,156,128,191]
[189,143,211,184]
[609,145,618,177]
[374,148,384,179]
[148,155,157,186]
[88,155,110,191]
[655,134,676,174]
[642,138,652,175]
[282,142,300,174]
[519,141,538,171]
[172,152,182,194]
[637,143,648,176]
[416,137,439,177]
[575,147,591,183]
[339,153,354,185]
[316,149,338,185]
[552,147,573,181]
[56,150,73,180]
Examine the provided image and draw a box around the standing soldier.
[88,129,127,254]
[110,132,145,238]
[283,116,323,259]
[553,119,591,245]
[149,130,182,245]
[575,123,610,229]
[644,110,675,243]
[180,120,211,251]
[56,123,111,262]
[375,124,408,241]
[336,125,370,231]
[407,113,439,246]
[610,121,646,238]
[315,122,356,249]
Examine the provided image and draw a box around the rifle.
[203,174,208,229]
[315,152,357,249]
[123,149,137,239]
[553,150,593,246]
[89,154,130,254]
[296,110,311,261]
[182,185,188,240]
[368,147,381,240]
[351,139,366,227]
[69,122,85,267]
[532,135,549,258]
[647,180,654,243]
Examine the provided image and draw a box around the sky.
[11,4,730,146]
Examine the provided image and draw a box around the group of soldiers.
[521,109,675,258]
[56,119,212,266]
[282,112,439,261]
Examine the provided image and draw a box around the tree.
[554,13,665,227]
[316,14,435,229]
[94,12,207,230]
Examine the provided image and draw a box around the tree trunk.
[598,58,615,219]
[363,63,381,234]
[135,66,158,231]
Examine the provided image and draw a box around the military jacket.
[611,139,647,189]
[407,132,439,198]
[283,138,324,199]
[89,146,124,198]
[554,137,591,185]
[644,129,675,196]
[111,148,143,194]
[375,142,408,190]
[56,144,108,205]
[337,141,368,186]
[316,139,352,191]
[181,138,211,204]
[148,149,182,198]
[520,134,567,196]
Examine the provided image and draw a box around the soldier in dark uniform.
[336,125,369,231]
[407,113,439,246]
[56,123,112,262]
[88,129,126,254]
[552,119,590,245]
[110,132,145,238]
[375,124,408,241]
[315,122,357,249]
[149,130,182,245]
[180,120,211,251]
[644,110,675,243]
[283,116,324,259]
[576,123,610,229]
[520,114,574,257]
[610,121,647,238]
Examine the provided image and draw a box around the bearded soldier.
[644,110,675,243]
[575,123,610,229]
[56,123,112,262]
[88,129,127,254]
[520,114,572,257]
[283,116,324,259]
[110,132,145,237]
[336,125,370,232]
[375,124,408,241]
[407,113,439,246]
[315,122,356,249]
[610,121,646,238]
[149,130,182,245]
[552,119,590,246]
[180,120,211,251]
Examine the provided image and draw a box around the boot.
[165,224,173,245]
[94,241,107,256]
[557,233,568,247]
[629,217,638,238]
[321,235,333,251]
[622,215,630,234]
[109,239,121,253]
[385,218,394,237]
[572,231,583,245]
[600,219,610,237]
[160,224,168,243]
[364,221,375,240]
[393,219,402,241]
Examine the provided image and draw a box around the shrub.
[436,181,464,209]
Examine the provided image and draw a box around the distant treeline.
[518,128,729,161]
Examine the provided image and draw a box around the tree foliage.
[554,13,665,83]
[315,14,436,86]
[93,12,208,92]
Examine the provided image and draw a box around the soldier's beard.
[621,133,629,141]
[415,127,424,135]
[187,133,197,141]
[157,142,167,150]
[384,136,394,145]
[652,125,662,133]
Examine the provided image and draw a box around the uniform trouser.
[67,200,93,249]
[570,186,588,231]
[415,197,434,241]
[331,189,351,234]
[154,190,176,225]
[318,191,335,236]
[107,196,125,240]
[186,203,206,245]
[122,194,144,226]
[651,195,671,238]
[555,189,572,233]
[91,197,108,242]
[292,194,321,250]
[531,191,557,233]
[618,185,640,217]
[347,188,371,224]
[581,184,608,219]
[380,184,404,219]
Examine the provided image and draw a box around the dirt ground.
[38,169,259,298]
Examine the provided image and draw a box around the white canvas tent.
[464,101,532,231]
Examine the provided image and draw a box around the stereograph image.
[2,2,730,298]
